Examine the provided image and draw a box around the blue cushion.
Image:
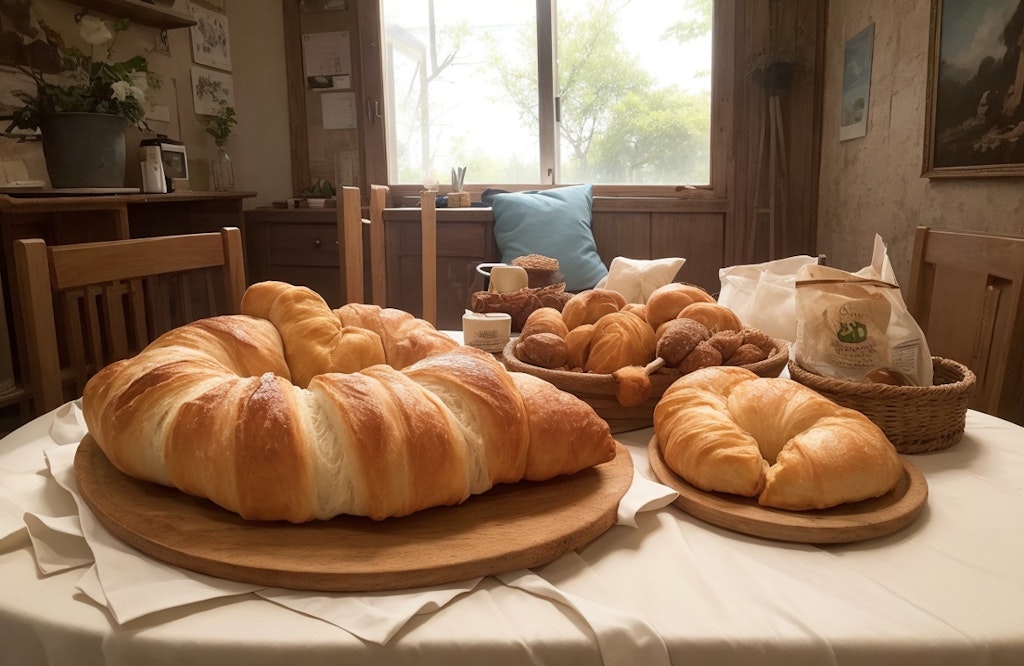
[491,184,607,292]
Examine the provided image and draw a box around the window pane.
[382,0,540,184]
[556,0,713,185]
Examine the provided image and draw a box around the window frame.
[357,0,735,207]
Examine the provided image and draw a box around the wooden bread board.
[74,435,633,592]
[648,436,928,544]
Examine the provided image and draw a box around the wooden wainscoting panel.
[592,211,651,267]
[651,212,725,295]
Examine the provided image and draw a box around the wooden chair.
[13,227,246,416]
[337,184,390,307]
[907,225,1024,424]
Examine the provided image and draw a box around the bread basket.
[787,357,976,454]
[503,335,790,433]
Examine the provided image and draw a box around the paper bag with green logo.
[793,236,932,386]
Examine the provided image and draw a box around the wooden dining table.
[0,394,1021,666]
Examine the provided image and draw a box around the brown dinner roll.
[656,318,711,366]
[726,343,767,366]
[561,289,627,330]
[677,340,723,375]
[520,307,569,340]
[678,302,742,333]
[708,330,745,361]
[645,283,716,330]
[516,332,569,369]
[565,323,596,370]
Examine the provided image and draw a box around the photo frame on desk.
[922,0,1024,178]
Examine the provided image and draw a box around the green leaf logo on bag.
[837,320,868,343]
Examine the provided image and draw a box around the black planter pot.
[39,112,129,189]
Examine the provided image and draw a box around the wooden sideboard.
[0,190,255,409]
[244,207,350,308]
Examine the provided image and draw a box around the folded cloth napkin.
[596,256,686,304]
[5,402,678,644]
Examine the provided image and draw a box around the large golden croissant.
[653,366,902,510]
[82,282,615,522]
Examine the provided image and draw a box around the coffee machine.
[139,136,188,193]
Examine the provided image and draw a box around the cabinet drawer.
[267,223,338,267]
[395,222,489,256]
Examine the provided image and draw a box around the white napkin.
[596,256,686,304]
[7,404,677,644]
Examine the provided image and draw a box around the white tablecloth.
[1,405,1022,666]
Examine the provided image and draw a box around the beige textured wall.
[818,0,1024,287]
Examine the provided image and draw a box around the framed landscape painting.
[922,0,1024,177]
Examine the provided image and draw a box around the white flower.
[130,72,149,93]
[78,16,113,45]
[110,80,132,101]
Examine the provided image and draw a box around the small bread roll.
[584,311,656,374]
[562,289,627,330]
[621,302,647,320]
[516,332,569,369]
[726,343,768,366]
[708,330,745,361]
[645,283,715,330]
[520,307,569,340]
[656,318,711,366]
[677,340,723,374]
[565,324,596,370]
[678,302,742,333]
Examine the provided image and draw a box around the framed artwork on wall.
[188,2,232,72]
[923,0,1024,178]
[840,23,874,141]
[190,66,234,115]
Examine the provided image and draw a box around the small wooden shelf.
[77,0,196,30]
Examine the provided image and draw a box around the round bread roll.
[561,289,627,330]
[583,311,656,374]
[656,318,711,366]
[653,366,902,510]
[565,323,596,370]
[520,306,569,340]
[677,302,742,333]
[82,281,616,523]
[516,331,569,369]
[645,283,716,330]
[621,302,646,320]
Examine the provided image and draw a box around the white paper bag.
[718,255,820,342]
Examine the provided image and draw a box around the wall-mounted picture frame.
[190,66,234,115]
[188,2,232,72]
[922,0,1024,178]
[840,23,874,141]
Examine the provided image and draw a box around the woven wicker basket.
[503,335,790,433]
[787,357,976,454]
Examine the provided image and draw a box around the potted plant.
[301,178,335,207]
[4,16,156,189]
[197,103,237,191]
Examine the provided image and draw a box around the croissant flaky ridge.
[83,290,615,522]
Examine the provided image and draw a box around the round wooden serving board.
[647,436,928,544]
[74,435,633,592]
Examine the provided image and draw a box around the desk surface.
[1,406,1022,666]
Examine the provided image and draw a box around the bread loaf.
[561,289,627,330]
[82,282,615,522]
[653,366,902,510]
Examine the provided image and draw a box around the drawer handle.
[313,238,321,248]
